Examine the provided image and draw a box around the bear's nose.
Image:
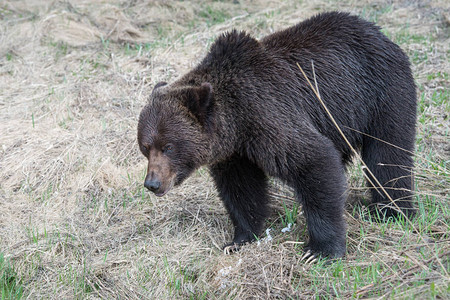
[144,178,161,192]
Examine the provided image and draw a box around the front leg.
[210,155,270,249]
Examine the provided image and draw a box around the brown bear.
[137,12,417,258]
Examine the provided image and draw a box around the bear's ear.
[184,82,214,128]
[152,82,167,95]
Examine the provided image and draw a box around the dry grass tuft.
[1,0,448,299]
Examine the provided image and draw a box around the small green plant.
[199,5,230,26]
[162,256,181,295]
[0,252,23,300]
[58,106,74,129]
[426,72,449,81]
[57,261,95,297]
[280,201,299,227]
[123,42,153,56]
[100,36,110,50]
[156,25,167,38]
[393,29,430,45]
[411,48,430,64]
[359,4,392,23]
[49,40,69,62]
[431,90,449,109]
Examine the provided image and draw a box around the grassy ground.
[0,0,449,299]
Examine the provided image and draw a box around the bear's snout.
[144,172,172,197]
[144,176,161,193]
[142,148,177,197]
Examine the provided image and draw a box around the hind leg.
[361,136,416,218]
[288,138,347,258]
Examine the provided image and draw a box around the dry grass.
[0,0,449,299]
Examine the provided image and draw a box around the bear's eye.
[162,143,174,154]
[141,144,151,156]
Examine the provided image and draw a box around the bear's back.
[261,12,380,56]
[260,11,412,89]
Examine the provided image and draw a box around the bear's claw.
[301,250,318,265]
[223,243,241,255]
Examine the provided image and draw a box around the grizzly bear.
[137,12,417,258]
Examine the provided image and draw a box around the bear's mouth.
[154,191,168,197]
[153,179,175,197]
[154,189,169,197]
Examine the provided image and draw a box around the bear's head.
[137,81,214,196]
